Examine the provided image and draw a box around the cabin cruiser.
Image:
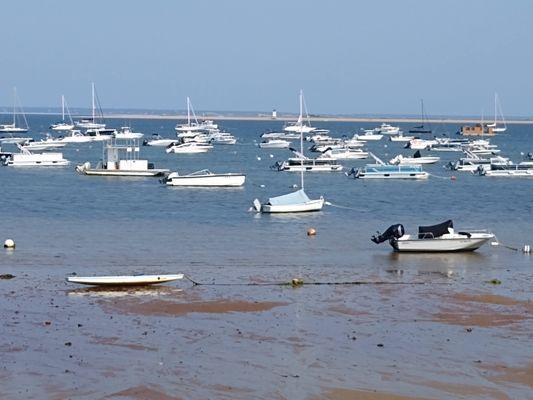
[114,126,144,139]
[85,128,116,141]
[207,130,236,145]
[4,145,69,167]
[320,147,368,160]
[406,138,438,150]
[371,220,494,252]
[347,153,428,179]
[354,129,383,141]
[260,130,301,140]
[259,139,291,149]
[166,141,213,154]
[21,136,66,151]
[143,134,178,147]
[390,134,415,142]
[162,169,245,187]
[76,139,168,177]
[58,130,93,144]
[389,150,440,165]
[374,123,400,135]
[448,151,510,172]
[274,148,343,172]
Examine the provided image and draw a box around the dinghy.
[371,220,494,252]
[66,274,184,286]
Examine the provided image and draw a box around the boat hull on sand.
[66,274,184,286]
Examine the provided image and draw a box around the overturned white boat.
[371,220,494,252]
[163,169,245,187]
[66,273,184,286]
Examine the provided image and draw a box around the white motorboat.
[163,169,245,187]
[76,138,169,177]
[4,145,69,167]
[0,135,32,144]
[478,161,533,177]
[389,150,440,165]
[375,123,400,135]
[143,134,176,147]
[0,88,29,133]
[175,97,214,133]
[207,130,236,145]
[354,129,383,141]
[407,138,437,150]
[50,95,75,131]
[166,142,212,154]
[85,128,116,141]
[254,90,325,213]
[66,274,184,286]
[390,134,415,142]
[320,147,368,160]
[75,83,106,129]
[371,220,494,252]
[276,155,343,172]
[58,130,93,144]
[259,139,291,149]
[348,152,428,179]
[114,126,144,139]
[21,137,67,151]
[260,130,300,140]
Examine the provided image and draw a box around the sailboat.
[75,82,106,129]
[253,90,325,213]
[0,87,30,134]
[409,99,432,134]
[486,93,507,133]
[175,97,205,134]
[50,95,75,131]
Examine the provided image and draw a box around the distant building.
[272,109,277,119]
[460,123,494,136]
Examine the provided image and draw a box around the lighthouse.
[271,109,277,119]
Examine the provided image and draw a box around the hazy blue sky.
[1,0,532,116]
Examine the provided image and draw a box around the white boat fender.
[4,239,15,249]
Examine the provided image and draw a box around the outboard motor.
[371,224,405,244]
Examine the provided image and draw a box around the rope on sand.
[184,275,442,287]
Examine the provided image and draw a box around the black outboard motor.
[371,224,405,244]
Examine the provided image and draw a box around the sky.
[0,0,532,116]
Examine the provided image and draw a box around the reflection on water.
[66,285,183,298]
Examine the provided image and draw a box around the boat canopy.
[267,189,310,206]
[418,220,453,239]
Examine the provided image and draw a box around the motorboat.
[320,147,368,160]
[259,139,291,149]
[389,150,440,165]
[406,138,437,150]
[166,141,212,154]
[390,134,415,142]
[0,88,29,133]
[85,128,116,141]
[163,169,245,187]
[275,148,343,171]
[58,130,93,144]
[374,123,400,135]
[347,152,428,179]
[74,83,106,129]
[114,126,144,139]
[143,134,176,147]
[371,220,494,252]
[354,129,383,141]
[207,130,236,145]
[50,95,75,131]
[4,145,69,167]
[0,134,32,144]
[21,137,67,151]
[448,151,510,172]
[260,130,300,140]
[76,138,169,177]
[478,161,533,177]
[254,91,326,214]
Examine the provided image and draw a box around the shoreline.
[2,111,533,125]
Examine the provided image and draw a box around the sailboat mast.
[61,95,65,122]
[187,97,191,126]
[91,82,96,122]
[299,90,304,190]
[494,93,497,126]
[12,87,16,126]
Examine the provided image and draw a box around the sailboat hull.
[261,198,324,213]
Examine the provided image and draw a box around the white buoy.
[523,245,531,254]
[256,156,261,161]
[4,239,15,249]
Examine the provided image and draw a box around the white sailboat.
[175,97,204,133]
[0,88,30,139]
[253,90,325,213]
[75,83,106,129]
[486,93,507,133]
[50,95,75,131]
